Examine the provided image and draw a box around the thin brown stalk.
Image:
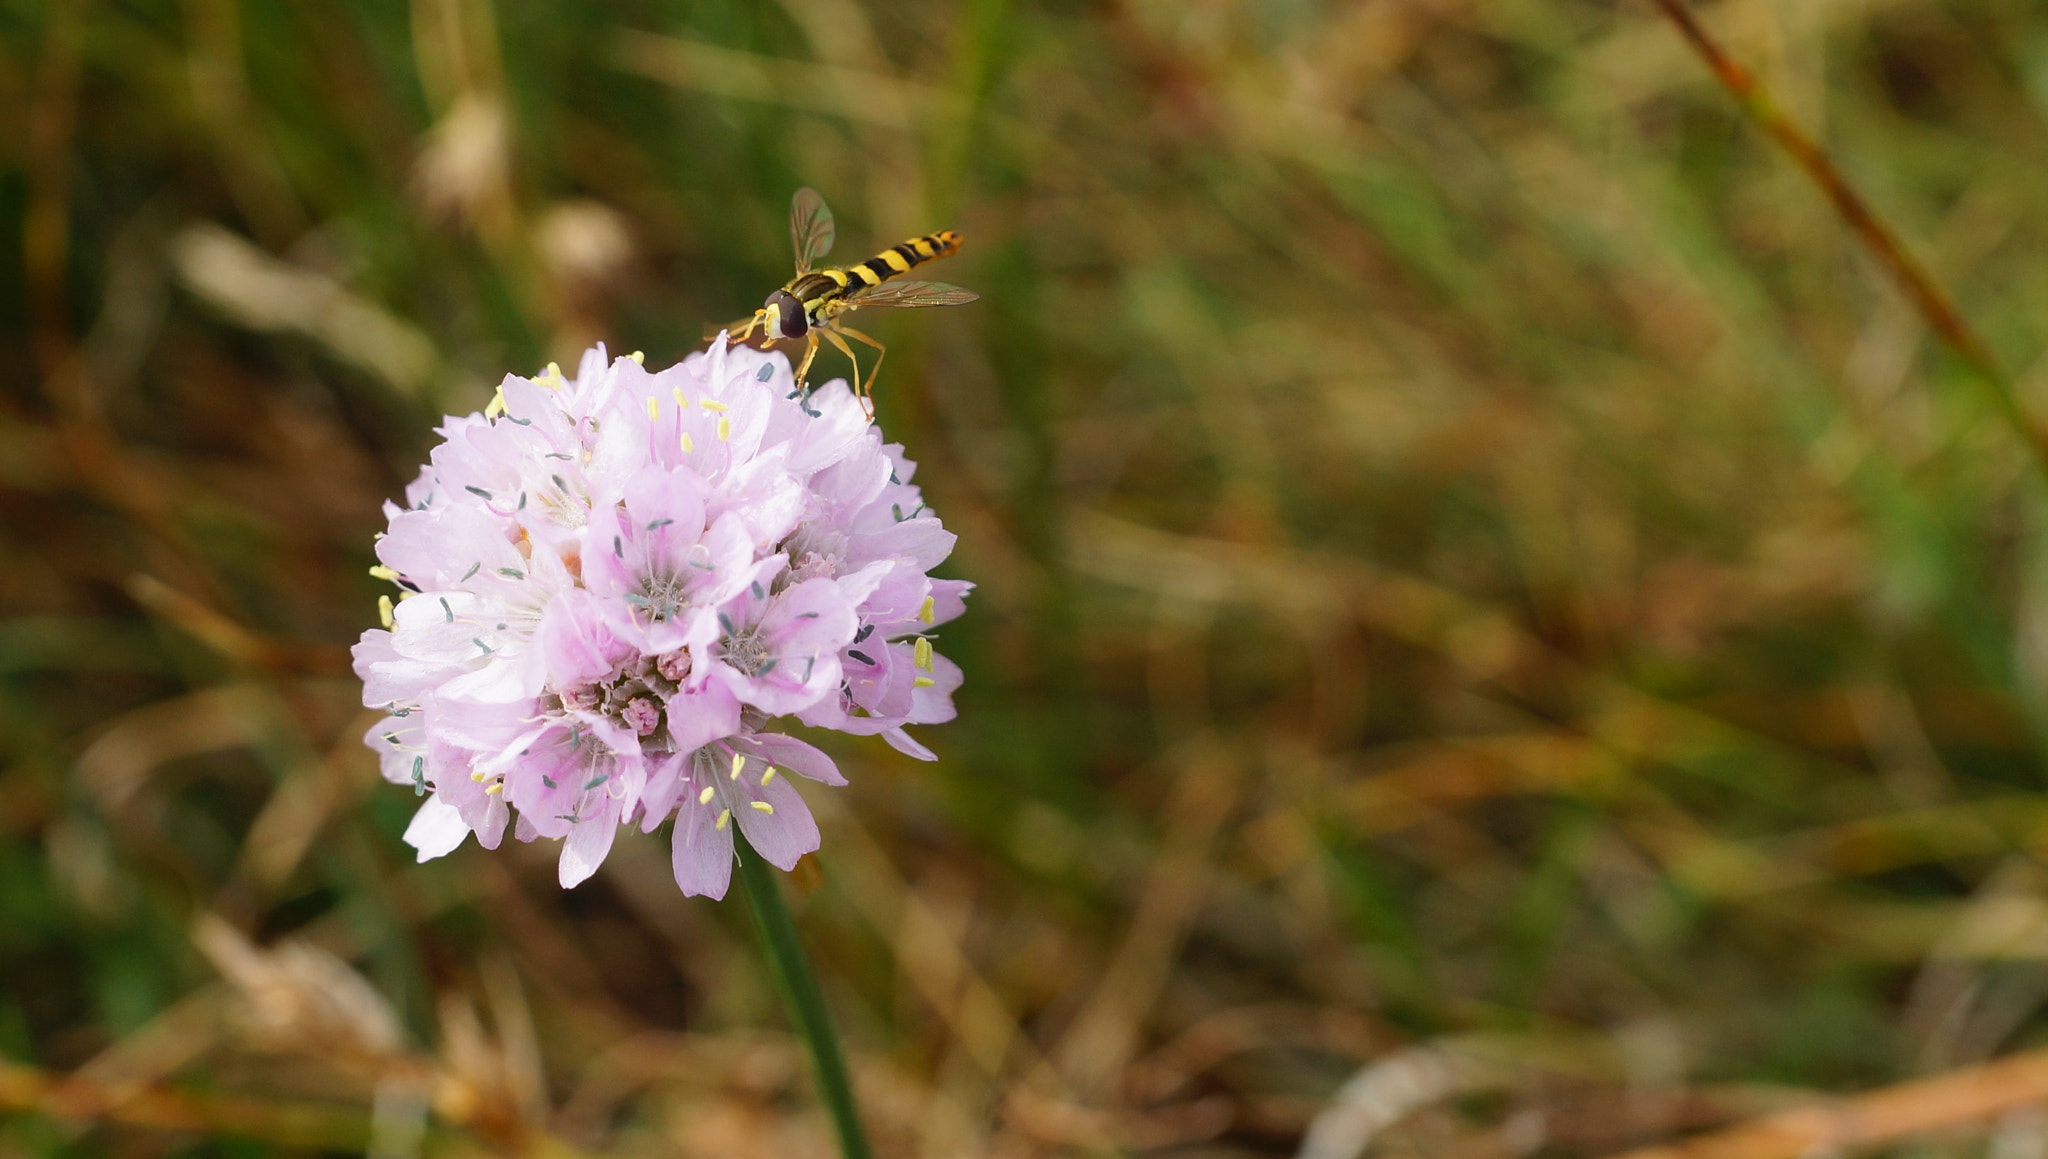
[0,1060,370,1150]
[1602,1044,2048,1159]
[1648,0,2048,478]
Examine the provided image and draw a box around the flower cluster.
[352,343,967,897]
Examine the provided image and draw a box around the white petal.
[403,794,471,862]
[558,808,619,888]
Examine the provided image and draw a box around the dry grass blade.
[1296,1043,1487,1159]
[0,1060,371,1151]
[169,225,451,401]
[1054,749,1243,1101]
[1603,1045,2048,1159]
[1647,0,2048,477]
[607,30,946,130]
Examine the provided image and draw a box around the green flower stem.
[734,834,872,1159]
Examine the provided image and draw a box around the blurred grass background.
[9,0,2048,1155]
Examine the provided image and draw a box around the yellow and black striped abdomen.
[787,229,963,322]
[844,230,961,289]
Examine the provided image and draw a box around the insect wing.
[789,187,836,274]
[843,280,979,310]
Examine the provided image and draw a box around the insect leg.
[731,309,764,344]
[820,327,867,418]
[792,332,822,388]
[833,324,888,410]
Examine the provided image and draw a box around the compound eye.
[775,295,809,339]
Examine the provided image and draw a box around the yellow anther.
[541,362,565,389]
[485,782,504,795]
[369,564,399,581]
[647,396,659,421]
[630,350,646,364]
[715,808,731,831]
[914,676,937,689]
[471,770,487,782]
[761,766,777,786]
[377,594,394,628]
[918,595,936,625]
[485,387,507,417]
[699,399,728,412]
[717,417,731,442]
[680,431,694,453]
[730,753,745,780]
[914,636,933,671]
[672,386,688,408]
[750,801,774,814]
[698,785,716,805]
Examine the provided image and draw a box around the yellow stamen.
[369,564,399,582]
[730,753,745,780]
[914,636,933,671]
[485,782,504,795]
[717,417,731,442]
[680,431,694,453]
[672,386,688,408]
[646,396,659,421]
[630,350,645,364]
[918,595,936,625]
[715,808,731,831]
[539,362,565,389]
[761,766,777,786]
[914,676,937,688]
[698,785,715,805]
[485,386,507,417]
[750,801,774,814]
[471,771,487,782]
[699,399,728,412]
[377,594,394,628]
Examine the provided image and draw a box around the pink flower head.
[354,343,969,896]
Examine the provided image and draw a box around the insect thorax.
[788,272,844,304]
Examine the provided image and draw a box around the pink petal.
[736,733,847,786]
[909,651,964,725]
[671,791,734,898]
[882,727,938,761]
[476,795,510,849]
[695,514,772,607]
[926,579,974,627]
[665,679,741,755]
[638,751,690,832]
[535,588,636,685]
[835,560,895,608]
[787,382,871,471]
[713,653,842,717]
[851,517,956,571]
[364,714,425,787]
[622,465,710,579]
[732,765,820,871]
[762,577,859,658]
[881,443,918,486]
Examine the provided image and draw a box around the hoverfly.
[717,188,977,415]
